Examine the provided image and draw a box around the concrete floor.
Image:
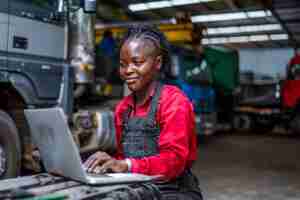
[192,132,300,200]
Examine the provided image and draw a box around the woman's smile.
[126,77,139,84]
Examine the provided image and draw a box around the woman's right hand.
[83,151,112,173]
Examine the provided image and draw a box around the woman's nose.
[125,63,136,73]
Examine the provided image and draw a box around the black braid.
[120,25,172,77]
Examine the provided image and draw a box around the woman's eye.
[120,63,126,68]
[134,61,144,66]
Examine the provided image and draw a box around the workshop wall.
[239,48,294,78]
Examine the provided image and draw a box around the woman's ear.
[155,55,163,71]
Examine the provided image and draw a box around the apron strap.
[146,82,164,126]
[122,82,164,127]
[122,106,132,128]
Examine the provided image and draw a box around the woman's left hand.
[97,159,128,173]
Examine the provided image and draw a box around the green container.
[203,46,239,95]
[178,46,239,95]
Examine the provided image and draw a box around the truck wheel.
[253,118,274,134]
[233,114,252,132]
[0,110,21,178]
[290,115,300,134]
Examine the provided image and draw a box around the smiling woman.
[85,26,203,200]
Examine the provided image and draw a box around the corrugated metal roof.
[96,0,300,48]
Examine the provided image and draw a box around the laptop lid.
[24,108,87,182]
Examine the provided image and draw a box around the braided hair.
[120,25,172,78]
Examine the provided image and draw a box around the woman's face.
[119,38,162,92]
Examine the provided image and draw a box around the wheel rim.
[0,144,7,176]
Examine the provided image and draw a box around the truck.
[0,0,116,179]
[234,55,300,134]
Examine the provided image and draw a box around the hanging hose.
[74,84,87,98]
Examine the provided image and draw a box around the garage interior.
[95,0,300,199]
[0,0,300,199]
[97,0,300,200]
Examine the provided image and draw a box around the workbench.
[0,173,161,200]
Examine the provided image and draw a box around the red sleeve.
[129,90,197,180]
[113,100,126,160]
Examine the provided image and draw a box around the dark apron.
[121,83,203,200]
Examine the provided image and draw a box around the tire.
[233,114,252,132]
[252,118,274,134]
[290,115,300,134]
[0,110,21,178]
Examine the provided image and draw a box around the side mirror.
[57,0,64,13]
[82,0,97,13]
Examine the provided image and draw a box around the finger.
[85,152,109,172]
[89,156,112,172]
[85,152,103,170]
[84,151,105,168]
[99,160,114,173]
[84,155,97,169]
[88,159,101,173]
[94,166,102,174]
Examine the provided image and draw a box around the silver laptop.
[24,107,156,185]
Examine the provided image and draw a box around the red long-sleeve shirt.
[114,85,198,180]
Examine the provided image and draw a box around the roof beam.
[223,0,239,11]
[257,0,299,46]
[272,0,300,9]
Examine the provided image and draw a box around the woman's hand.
[99,159,128,173]
[83,151,128,173]
[83,151,112,173]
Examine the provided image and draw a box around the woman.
[84,25,203,200]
